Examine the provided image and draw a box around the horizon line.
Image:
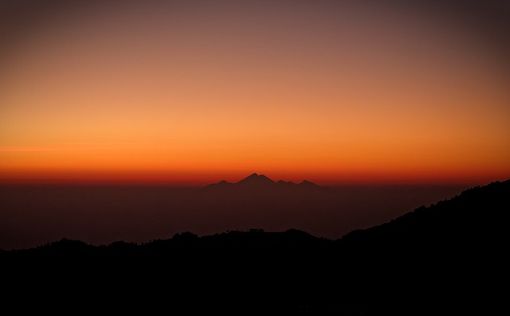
[0,175,501,187]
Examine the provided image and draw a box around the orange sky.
[1,2,509,185]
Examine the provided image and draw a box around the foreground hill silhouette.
[3,179,509,314]
[6,178,507,254]
[0,173,464,249]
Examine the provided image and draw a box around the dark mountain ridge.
[5,179,508,254]
[3,179,508,314]
[204,173,325,192]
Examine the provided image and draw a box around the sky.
[1,0,509,185]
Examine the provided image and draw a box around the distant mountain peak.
[205,173,324,191]
[237,173,275,185]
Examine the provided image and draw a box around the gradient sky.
[1,1,509,185]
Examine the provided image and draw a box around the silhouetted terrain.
[5,179,508,254]
[0,173,465,249]
[2,179,509,314]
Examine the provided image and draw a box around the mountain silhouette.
[3,179,508,314]
[205,172,324,192]
[5,179,508,253]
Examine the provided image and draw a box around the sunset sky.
[1,1,509,185]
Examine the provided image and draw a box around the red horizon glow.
[0,167,506,186]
